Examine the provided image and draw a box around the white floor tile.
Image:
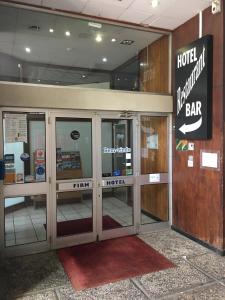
[16,236,38,245]
[5,239,16,247]
[14,224,33,233]
[16,229,36,239]
[5,233,15,241]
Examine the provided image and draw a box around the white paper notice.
[5,114,27,143]
[149,174,160,183]
[188,160,194,167]
[126,153,131,160]
[202,152,218,168]
[188,155,194,168]
[147,134,158,149]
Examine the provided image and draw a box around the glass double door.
[1,109,170,255]
[51,112,137,248]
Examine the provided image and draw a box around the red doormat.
[56,215,121,237]
[57,236,175,290]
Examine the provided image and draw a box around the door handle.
[0,160,5,181]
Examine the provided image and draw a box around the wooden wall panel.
[141,184,168,221]
[139,35,169,94]
[172,7,224,250]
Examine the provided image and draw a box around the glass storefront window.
[102,119,133,177]
[57,190,93,237]
[102,186,133,230]
[0,4,169,93]
[55,118,92,180]
[3,112,46,184]
[4,195,47,247]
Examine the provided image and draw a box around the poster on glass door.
[5,113,27,143]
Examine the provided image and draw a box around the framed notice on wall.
[200,150,220,171]
[175,35,213,140]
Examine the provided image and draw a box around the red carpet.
[58,236,175,290]
[57,215,121,237]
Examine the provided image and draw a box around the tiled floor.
[5,204,47,247]
[5,196,155,247]
[1,229,225,300]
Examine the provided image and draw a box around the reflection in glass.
[56,118,92,180]
[141,184,168,224]
[141,116,168,174]
[4,195,47,247]
[102,186,133,230]
[3,112,46,184]
[0,5,168,91]
[102,119,133,177]
[57,190,93,237]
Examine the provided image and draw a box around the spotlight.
[96,34,102,42]
[151,0,159,8]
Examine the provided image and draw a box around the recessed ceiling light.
[82,74,86,78]
[96,34,102,42]
[25,47,31,53]
[17,63,21,68]
[37,79,41,82]
[65,31,71,37]
[88,22,102,29]
[102,57,107,62]
[120,40,134,45]
[49,28,54,33]
[28,25,40,31]
[151,0,159,8]
[66,47,72,51]
[111,38,117,42]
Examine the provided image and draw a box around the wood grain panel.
[140,116,168,222]
[139,35,169,94]
[172,7,224,250]
[141,184,168,221]
[141,116,168,174]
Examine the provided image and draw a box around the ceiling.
[6,0,211,30]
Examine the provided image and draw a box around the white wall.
[73,82,110,89]
[0,83,173,112]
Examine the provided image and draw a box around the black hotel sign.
[175,35,213,140]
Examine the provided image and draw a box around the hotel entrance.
[0,108,171,256]
[51,112,137,248]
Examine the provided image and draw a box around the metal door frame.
[0,108,172,257]
[96,111,139,241]
[0,107,51,257]
[136,112,172,234]
[49,110,98,249]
